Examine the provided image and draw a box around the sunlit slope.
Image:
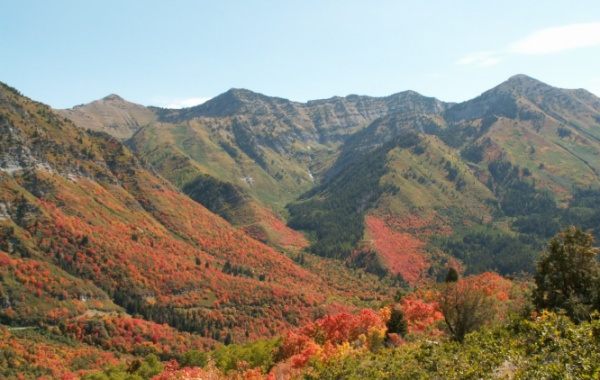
[0,83,382,344]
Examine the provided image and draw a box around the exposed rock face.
[0,119,51,174]
[63,87,450,152]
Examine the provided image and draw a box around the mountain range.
[2,74,600,377]
[58,74,600,279]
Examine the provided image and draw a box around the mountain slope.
[288,75,600,278]
[64,88,450,250]
[0,82,384,350]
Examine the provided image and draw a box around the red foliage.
[251,207,309,251]
[64,316,210,356]
[4,171,348,341]
[0,326,118,379]
[365,216,430,285]
[279,309,386,369]
[400,292,444,334]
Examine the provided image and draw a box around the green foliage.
[181,174,247,222]
[136,354,164,379]
[231,118,268,170]
[287,132,421,263]
[386,307,407,337]
[180,350,208,368]
[557,125,572,138]
[533,226,600,321]
[444,267,459,283]
[436,280,496,342]
[307,312,600,379]
[81,354,163,380]
[488,159,557,217]
[460,143,484,163]
[210,338,280,374]
[436,226,540,275]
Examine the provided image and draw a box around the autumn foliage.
[365,216,430,285]
[278,309,387,369]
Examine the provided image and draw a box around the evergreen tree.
[445,267,459,283]
[533,226,600,322]
[386,307,408,338]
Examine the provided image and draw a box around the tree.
[180,350,207,368]
[436,277,495,342]
[445,267,459,283]
[533,226,600,321]
[386,306,407,338]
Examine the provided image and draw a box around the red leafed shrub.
[279,308,386,369]
[400,292,444,334]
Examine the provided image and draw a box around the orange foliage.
[365,216,430,285]
[400,292,444,335]
[0,325,119,379]
[250,207,309,251]
[64,316,210,357]
[279,309,386,370]
[4,171,345,341]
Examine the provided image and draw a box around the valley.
[2,74,600,378]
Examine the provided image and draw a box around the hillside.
[288,75,600,279]
[65,88,452,252]
[4,75,600,377]
[0,83,390,377]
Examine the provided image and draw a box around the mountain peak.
[498,74,549,92]
[102,94,126,102]
[225,88,256,97]
[506,74,536,82]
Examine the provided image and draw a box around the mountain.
[63,88,451,248]
[60,75,600,282]
[5,75,600,377]
[0,82,389,377]
[287,74,600,279]
[57,94,158,139]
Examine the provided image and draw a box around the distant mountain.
[60,75,600,282]
[57,94,158,139]
[111,89,446,246]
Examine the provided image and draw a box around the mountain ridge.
[55,74,600,280]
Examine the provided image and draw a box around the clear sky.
[2,1,600,109]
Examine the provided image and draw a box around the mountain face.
[156,88,449,144]
[59,75,600,283]
[70,88,448,250]
[0,82,386,366]
[289,74,600,279]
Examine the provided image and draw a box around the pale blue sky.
[2,1,600,109]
